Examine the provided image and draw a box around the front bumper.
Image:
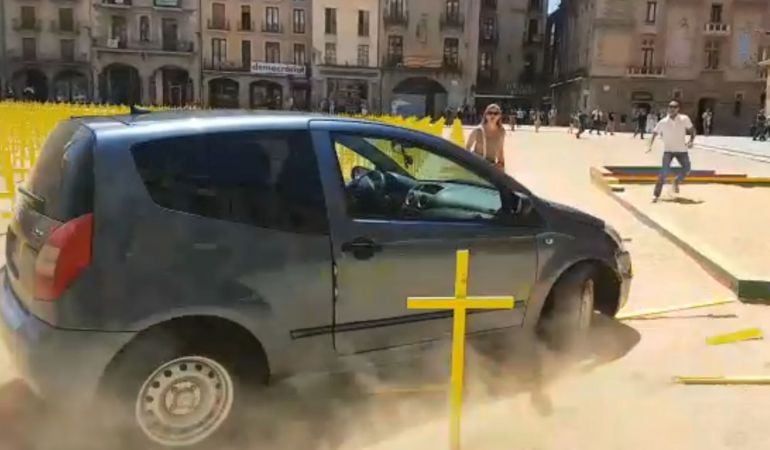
[0,270,134,405]
[616,250,633,311]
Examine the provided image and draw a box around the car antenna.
[129,104,151,115]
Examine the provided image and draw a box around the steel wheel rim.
[135,355,234,447]
[578,279,594,330]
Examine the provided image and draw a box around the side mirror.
[508,191,533,216]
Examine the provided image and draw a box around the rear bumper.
[0,269,134,405]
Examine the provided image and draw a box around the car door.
[311,121,540,355]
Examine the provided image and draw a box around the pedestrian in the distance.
[589,108,603,135]
[647,100,695,202]
[606,111,616,135]
[702,109,713,136]
[633,109,647,139]
[534,109,542,133]
[465,103,506,169]
[753,109,767,141]
[576,110,588,139]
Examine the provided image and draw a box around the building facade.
[379,0,480,117]
[312,0,380,113]
[549,0,770,134]
[3,0,92,101]
[91,0,200,106]
[201,0,312,109]
[474,0,548,111]
[0,0,6,97]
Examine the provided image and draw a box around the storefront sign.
[154,0,180,7]
[250,62,306,77]
[631,91,654,101]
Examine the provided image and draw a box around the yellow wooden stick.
[706,328,763,345]
[674,376,770,385]
[407,250,514,450]
[616,299,735,320]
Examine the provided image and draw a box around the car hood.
[539,198,605,227]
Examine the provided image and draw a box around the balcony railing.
[382,54,404,67]
[51,20,80,34]
[442,59,463,73]
[477,68,499,86]
[238,20,254,31]
[203,59,251,72]
[8,49,88,64]
[627,65,666,77]
[480,30,499,45]
[12,19,42,32]
[704,22,730,35]
[383,9,408,27]
[523,33,543,45]
[261,22,284,33]
[95,37,194,53]
[207,19,230,31]
[100,0,132,6]
[440,12,464,31]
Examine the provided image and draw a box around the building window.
[641,39,655,67]
[527,18,539,42]
[265,7,280,32]
[710,3,723,23]
[265,42,280,63]
[387,35,403,64]
[129,131,328,234]
[20,6,36,29]
[446,0,460,17]
[443,38,459,67]
[211,38,226,63]
[22,37,36,60]
[358,10,370,37]
[482,17,496,40]
[241,40,251,69]
[293,9,306,33]
[293,43,306,65]
[59,39,75,62]
[59,8,74,32]
[480,51,493,71]
[645,1,657,23]
[325,42,337,64]
[325,8,337,34]
[211,3,226,29]
[111,15,128,46]
[387,0,407,16]
[705,40,720,69]
[734,92,743,117]
[139,15,150,41]
[241,5,252,31]
[357,44,369,66]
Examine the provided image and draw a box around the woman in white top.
[465,103,506,169]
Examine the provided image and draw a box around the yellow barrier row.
[0,101,467,216]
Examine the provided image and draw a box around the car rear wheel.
[538,264,596,351]
[102,330,263,449]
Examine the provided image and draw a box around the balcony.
[757,67,768,81]
[99,0,132,7]
[627,65,666,78]
[382,54,404,68]
[50,20,81,34]
[383,9,408,27]
[238,20,254,31]
[261,22,284,33]
[442,60,463,74]
[523,33,544,45]
[440,13,464,31]
[477,68,499,87]
[95,37,194,54]
[203,59,251,72]
[8,49,88,65]
[207,19,230,31]
[482,0,497,10]
[704,22,730,36]
[12,19,42,32]
[480,30,499,45]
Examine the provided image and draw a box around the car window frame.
[327,129,515,226]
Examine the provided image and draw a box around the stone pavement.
[697,135,770,163]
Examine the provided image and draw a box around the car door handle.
[341,238,382,259]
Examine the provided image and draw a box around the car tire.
[101,329,265,449]
[538,263,596,351]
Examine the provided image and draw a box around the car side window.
[331,133,503,223]
[131,130,328,234]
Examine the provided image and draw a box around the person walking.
[509,108,517,131]
[465,103,506,169]
[633,109,647,139]
[576,110,588,139]
[753,109,767,141]
[534,109,542,133]
[606,111,616,135]
[701,109,713,136]
[647,100,695,202]
[589,108,603,135]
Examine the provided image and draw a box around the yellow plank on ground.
[616,299,736,320]
[706,328,763,345]
[674,376,770,385]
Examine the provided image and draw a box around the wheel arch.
[537,258,622,322]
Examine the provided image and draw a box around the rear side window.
[130,130,328,234]
[25,121,94,221]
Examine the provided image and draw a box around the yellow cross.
[407,249,515,450]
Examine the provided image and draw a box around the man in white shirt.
[647,100,696,202]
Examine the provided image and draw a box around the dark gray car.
[0,111,631,447]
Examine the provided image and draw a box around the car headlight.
[604,224,624,248]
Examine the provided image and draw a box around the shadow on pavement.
[662,197,704,205]
[0,316,641,450]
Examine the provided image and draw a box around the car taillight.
[34,213,93,301]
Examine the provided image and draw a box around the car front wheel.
[538,263,596,351]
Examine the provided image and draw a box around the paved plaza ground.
[1,126,770,449]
